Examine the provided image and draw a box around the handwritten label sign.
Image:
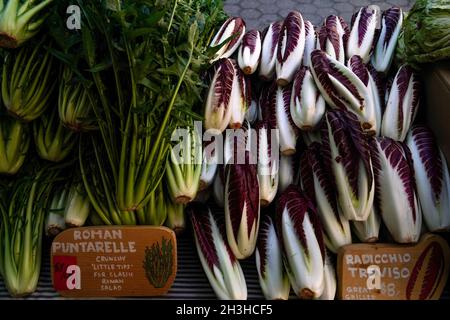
[51,226,177,297]
[337,234,450,300]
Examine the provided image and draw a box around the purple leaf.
[277,186,309,253]
[259,82,278,127]
[299,146,315,201]
[257,215,274,275]
[339,16,350,48]
[370,137,418,223]
[243,30,260,54]
[396,67,411,136]
[325,110,372,195]
[372,7,403,73]
[226,163,260,238]
[259,21,283,81]
[319,16,349,62]
[345,111,374,188]
[302,20,317,67]
[277,185,325,259]
[311,50,364,110]
[367,63,386,111]
[244,75,252,107]
[395,65,421,137]
[214,17,246,49]
[281,85,297,130]
[382,7,402,48]
[357,7,374,46]
[188,203,223,268]
[278,11,304,64]
[348,55,369,86]
[409,125,443,201]
[232,60,251,107]
[213,58,235,110]
[307,143,344,230]
[292,66,308,100]
[270,21,283,55]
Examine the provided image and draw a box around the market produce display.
[193,3,450,300]
[0,0,449,300]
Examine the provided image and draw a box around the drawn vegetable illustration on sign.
[143,237,174,289]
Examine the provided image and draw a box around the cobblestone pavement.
[224,0,415,30]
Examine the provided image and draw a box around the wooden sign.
[51,226,177,297]
[337,233,450,300]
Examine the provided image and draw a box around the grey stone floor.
[224,0,415,30]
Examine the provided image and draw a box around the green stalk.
[135,33,196,204]
[103,20,125,122]
[149,140,169,181]
[136,208,146,225]
[89,72,118,180]
[85,136,136,226]
[78,138,114,225]
[117,22,139,211]
[167,0,178,33]
[117,112,131,212]
[125,115,138,210]
[92,141,126,225]
[79,18,119,183]
[138,160,167,210]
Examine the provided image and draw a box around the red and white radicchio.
[300,143,352,253]
[256,121,279,207]
[259,21,283,81]
[310,50,375,132]
[370,137,422,243]
[276,85,299,155]
[347,55,380,135]
[238,30,262,75]
[302,20,317,68]
[372,7,403,73]
[224,159,260,259]
[229,61,252,129]
[347,6,379,63]
[321,110,375,221]
[188,202,247,300]
[381,65,421,142]
[256,215,290,300]
[290,66,326,131]
[276,11,306,86]
[276,185,325,299]
[210,17,246,63]
[407,125,450,232]
[204,58,235,133]
[318,15,349,64]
